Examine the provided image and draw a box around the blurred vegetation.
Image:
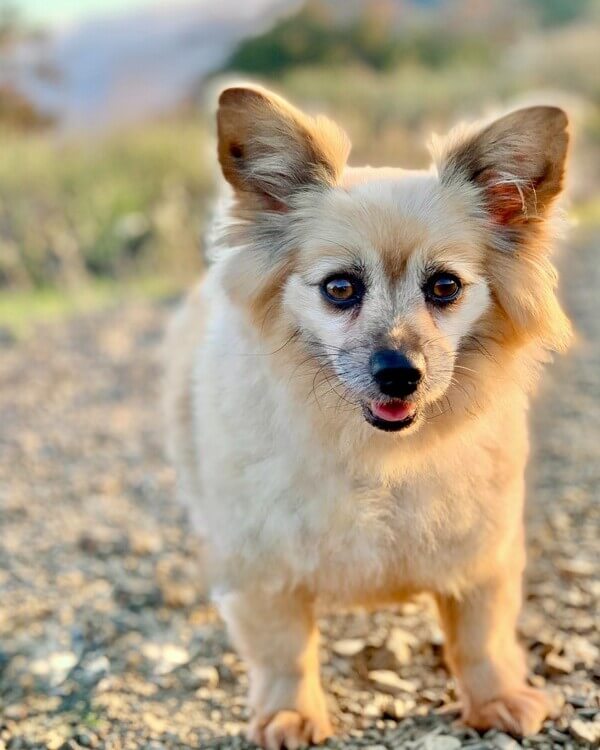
[0,0,599,310]
[226,0,500,74]
[0,3,53,131]
[224,0,599,74]
[0,123,213,291]
[529,0,596,26]
[0,83,53,131]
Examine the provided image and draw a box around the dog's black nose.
[370,349,422,398]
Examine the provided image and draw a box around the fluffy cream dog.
[164,85,571,749]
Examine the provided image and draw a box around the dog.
[164,84,571,749]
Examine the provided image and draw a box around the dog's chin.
[361,399,419,433]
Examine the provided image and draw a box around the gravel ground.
[0,230,598,750]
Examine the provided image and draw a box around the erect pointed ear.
[217,85,350,210]
[436,106,569,234]
[435,107,572,352]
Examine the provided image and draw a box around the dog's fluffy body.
[164,86,570,748]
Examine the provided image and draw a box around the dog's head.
[216,85,571,438]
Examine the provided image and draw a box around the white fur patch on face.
[283,272,352,352]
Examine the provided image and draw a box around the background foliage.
[0,0,598,299]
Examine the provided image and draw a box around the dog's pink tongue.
[371,400,415,422]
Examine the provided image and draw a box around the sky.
[9,0,159,26]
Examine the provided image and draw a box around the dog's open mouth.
[362,399,417,432]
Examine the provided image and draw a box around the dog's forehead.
[299,167,484,279]
[341,167,471,241]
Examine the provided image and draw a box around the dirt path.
[1,230,598,749]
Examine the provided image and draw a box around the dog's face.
[280,175,494,432]
[216,86,571,436]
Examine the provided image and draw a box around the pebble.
[333,639,367,657]
[363,702,381,718]
[577,708,600,719]
[74,732,97,748]
[566,693,589,708]
[546,727,569,744]
[419,737,462,750]
[556,558,596,578]
[29,651,78,686]
[570,719,600,744]
[386,627,417,665]
[192,665,219,689]
[368,670,417,695]
[543,652,573,675]
[141,643,189,674]
[491,733,523,750]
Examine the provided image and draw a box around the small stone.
[30,651,78,686]
[386,627,417,665]
[82,654,110,681]
[566,694,589,708]
[143,712,168,734]
[363,702,381,718]
[142,642,189,674]
[368,669,416,694]
[570,719,600,744]
[544,652,573,675]
[491,733,523,750]
[74,732,97,748]
[381,698,408,720]
[433,701,462,716]
[129,528,162,555]
[546,728,569,744]
[420,736,462,750]
[3,704,26,720]
[557,558,596,578]
[161,582,197,608]
[563,636,599,668]
[192,665,219,689]
[332,638,366,657]
[578,708,600,719]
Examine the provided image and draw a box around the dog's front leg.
[436,558,549,737]
[219,588,332,750]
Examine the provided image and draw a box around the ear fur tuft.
[217,85,350,207]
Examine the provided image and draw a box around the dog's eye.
[425,272,462,304]
[321,274,364,308]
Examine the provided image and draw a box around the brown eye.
[321,274,364,308]
[425,272,462,304]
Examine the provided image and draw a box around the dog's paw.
[248,709,333,750]
[463,685,549,736]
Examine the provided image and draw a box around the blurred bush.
[0,4,54,133]
[0,83,54,131]
[225,0,499,75]
[0,123,213,289]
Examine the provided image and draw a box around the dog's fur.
[164,85,571,749]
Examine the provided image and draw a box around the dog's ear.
[217,85,350,210]
[436,106,569,236]
[436,107,571,352]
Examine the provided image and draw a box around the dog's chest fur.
[188,294,523,604]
